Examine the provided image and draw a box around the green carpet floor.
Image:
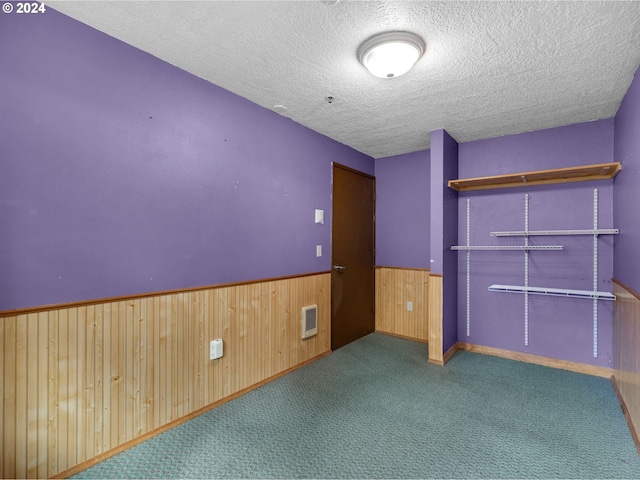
[74,333,640,479]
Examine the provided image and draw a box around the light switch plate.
[314,209,324,224]
[316,245,322,257]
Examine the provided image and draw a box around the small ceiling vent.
[301,305,318,339]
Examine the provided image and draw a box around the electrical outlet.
[316,245,322,257]
[210,339,223,360]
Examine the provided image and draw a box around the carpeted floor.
[73,333,640,479]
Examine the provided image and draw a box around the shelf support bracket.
[593,189,599,358]
[466,199,471,338]
[524,194,529,347]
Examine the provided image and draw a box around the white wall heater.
[301,305,318,339]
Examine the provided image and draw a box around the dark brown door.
[331,163,375,350]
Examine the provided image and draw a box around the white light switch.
[407,301,413,312]
[316,245,322,257]
[315,209,324,224]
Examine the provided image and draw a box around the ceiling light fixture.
[357,31,425,79]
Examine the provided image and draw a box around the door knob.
[333,264,347,272]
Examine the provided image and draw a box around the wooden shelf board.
[448,162,621,192]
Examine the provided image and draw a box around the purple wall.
[457,120,615,367]
[459,120,615,178]
[614,66,640,292]
[0,8,373,310]
[430,130,459,353]
[375,151,430,268]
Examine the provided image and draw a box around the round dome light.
[357,31,426,79]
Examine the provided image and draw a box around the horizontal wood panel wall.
[613,280,640,441]
[375,267,430,342]
[0,273,330,479]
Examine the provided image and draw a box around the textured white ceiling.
[46,1,640,158]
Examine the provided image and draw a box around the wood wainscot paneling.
[612,279,640,454]
[427,274,443,364]
[0,273,331,479]
[375,267,430,342]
